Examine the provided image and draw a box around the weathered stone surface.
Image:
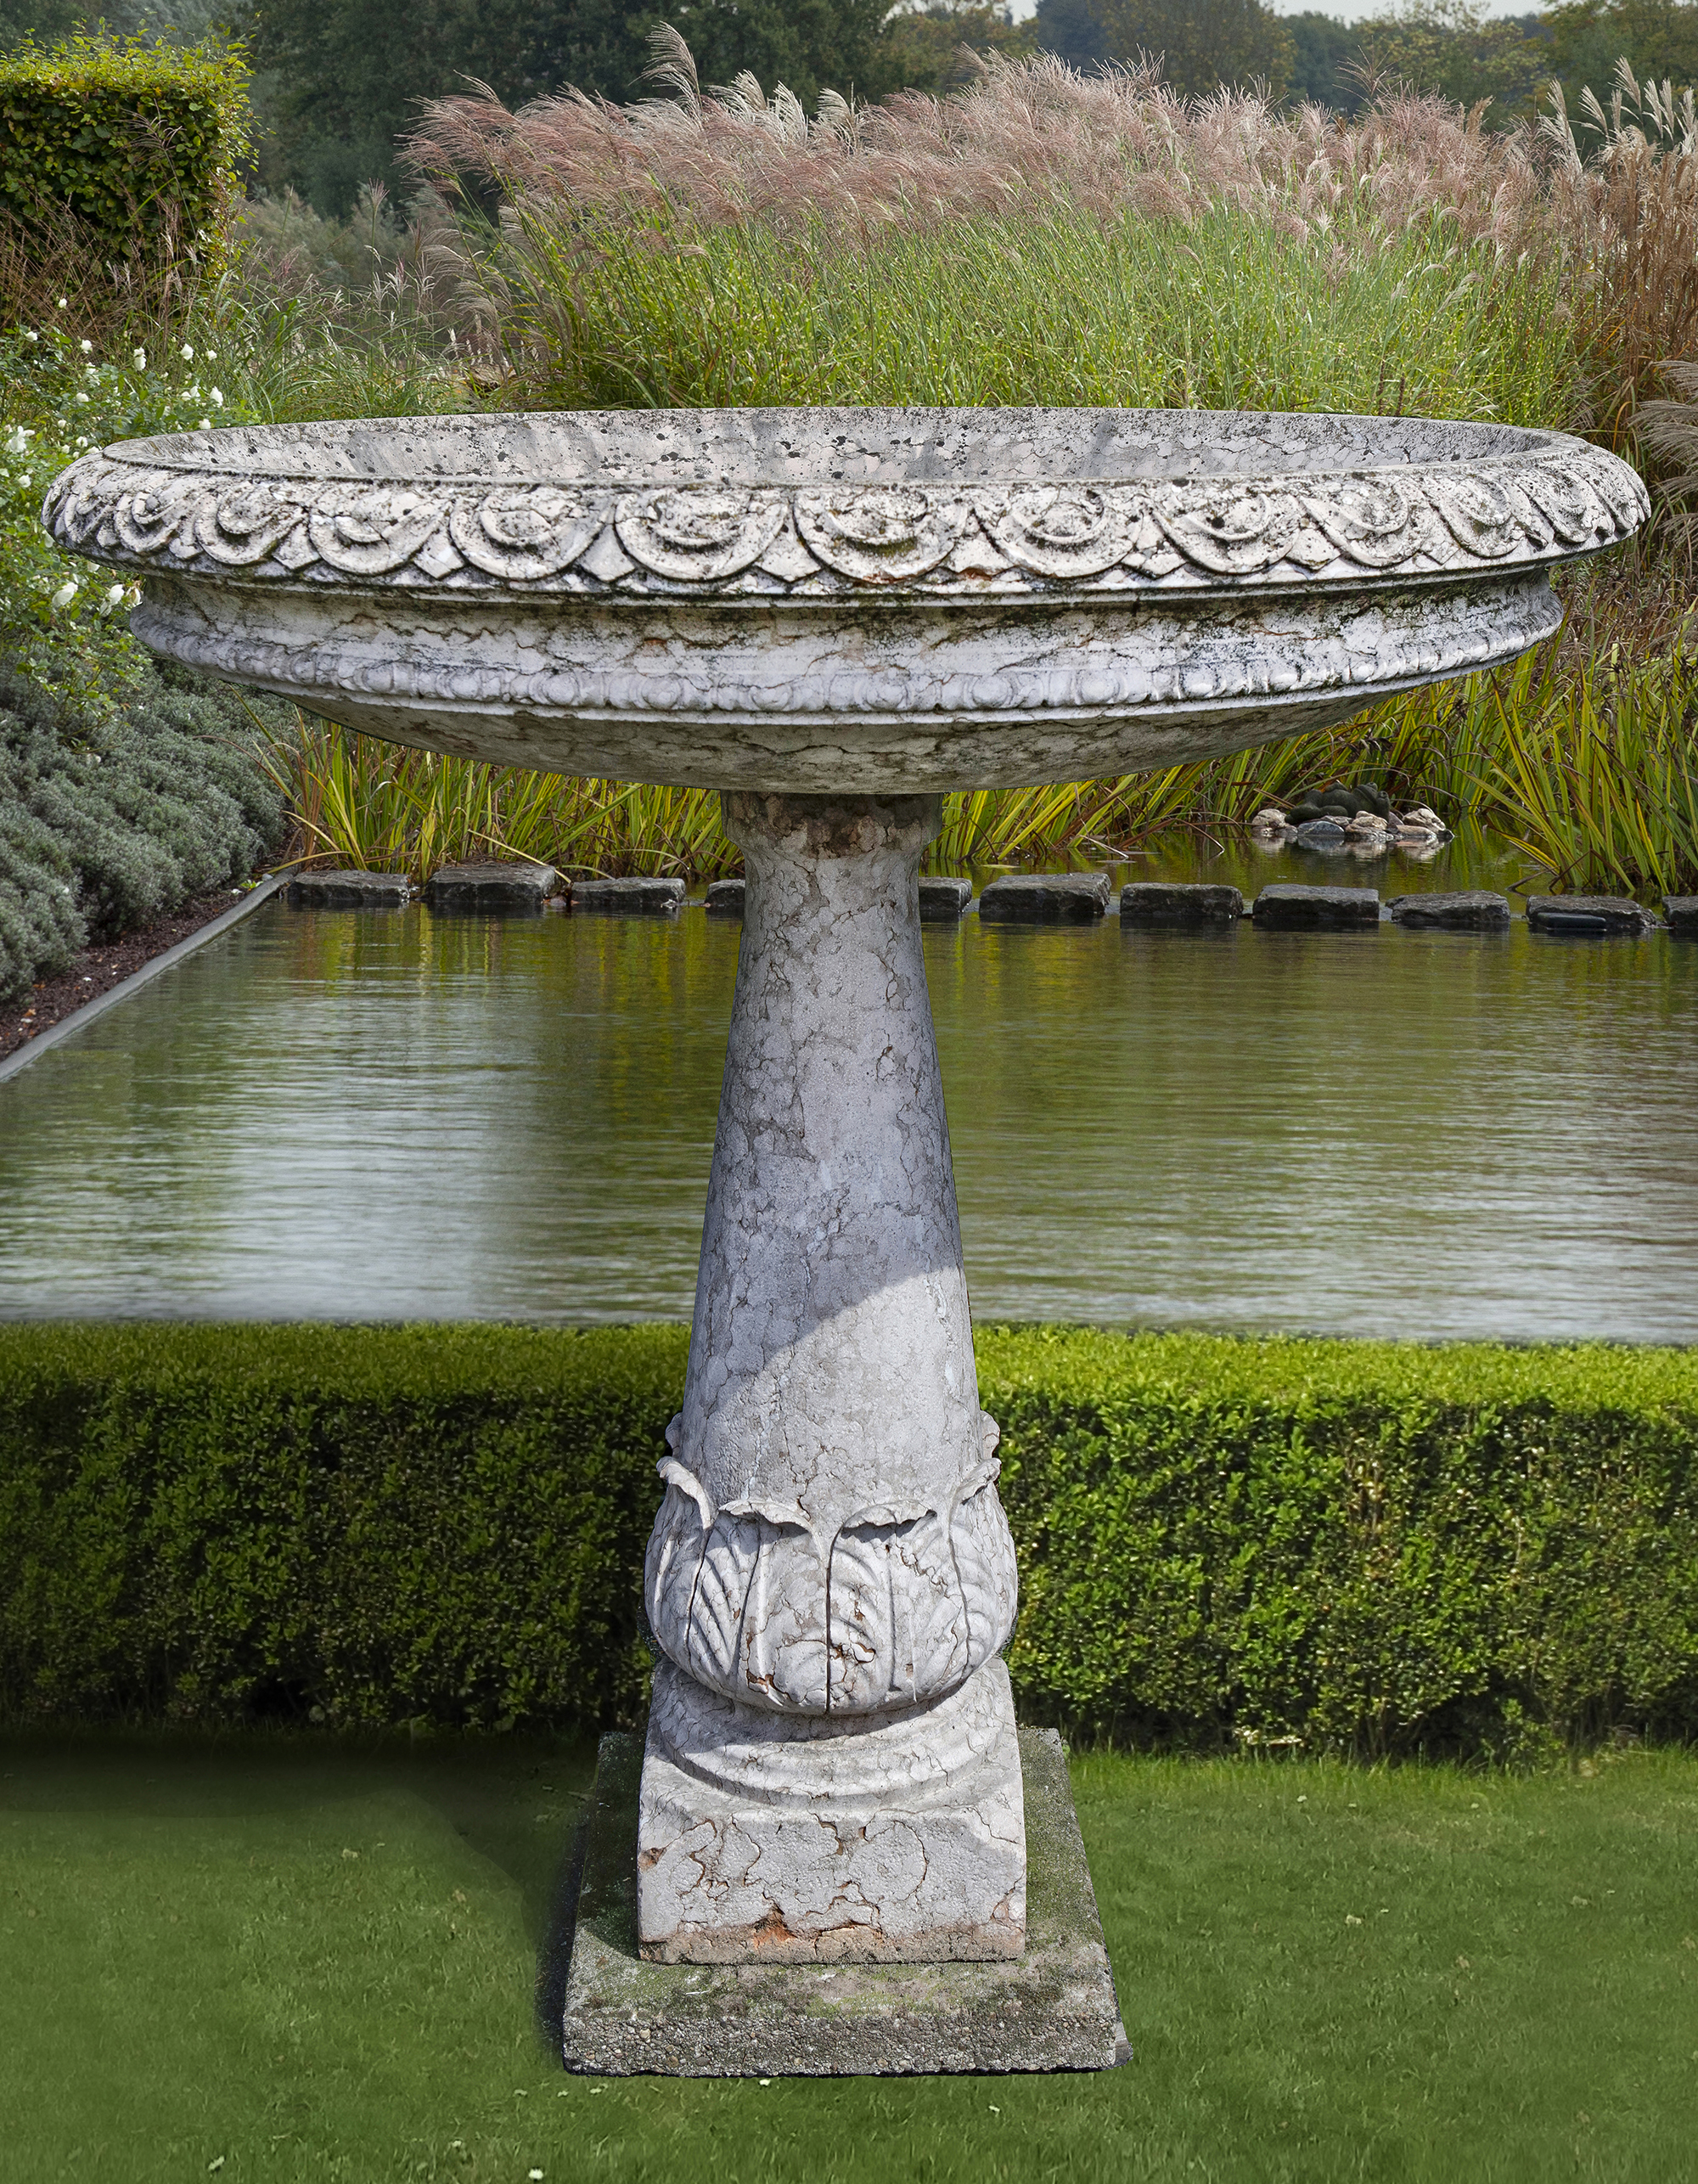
[1664,895,1698,936]
[1294,819,1348,846]
[705,878,745,915]
[919,875,973,918]
[42,404,1645,2006]
[649,796,1015,1722]
[44,410,1645,796]
[638,792,1023,1959]
[1527,893,1655,935]
[573,875,685,915]
[285,868,411,909]
[423,859,558,913]
[565,1725,1127,2075]
[979,873,1110,922]
[1119,881,1242,925]
[1253,883,1381,930]
[1387,889,1511,930]
[638,1659,1025,1964]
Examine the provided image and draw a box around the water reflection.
[1,831,1693,1341]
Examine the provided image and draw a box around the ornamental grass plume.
[406,35,1698,483]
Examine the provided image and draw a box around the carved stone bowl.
[44,406,1645,793]
[42,405,1649,1978]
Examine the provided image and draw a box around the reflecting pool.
[2,830,1694,1342]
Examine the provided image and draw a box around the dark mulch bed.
[1,883,267,1063]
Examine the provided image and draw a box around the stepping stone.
[705,879,745,916]
[919,876,974,919]
[1661,895,1698,936]
[423,860,559,914]
[1119,881,1243,926]
[1252,883,1380,930]
[572,876,686,915]
[1386,890,1511,931]
[1526,893,1655,936]
[285,869,411,909]
[978,873,1110,923]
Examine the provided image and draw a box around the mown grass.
[4,1735,1695,2182]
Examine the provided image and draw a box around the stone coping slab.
[919,875,974,918]
[1119,881,1243,925]
[285,868,412,909]
[1253,883,1380,930]
[1526,892,1655,934]
[559,1726,1128,2078]
[979,874,1110,923]
[1664,895,1698,937]
[574,876,686,914]
[423,860,559,913]
[1386,889,1511,930]
[705,878,745,915]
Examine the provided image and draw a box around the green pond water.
[1,829,1694,1342]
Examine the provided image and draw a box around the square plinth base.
[559,1725,1128,2076]
[638,1658,1025,1962]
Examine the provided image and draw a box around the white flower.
[180,342,194,361]
[132,346,146,368]
[4,426,34,454]
[209,387,223,407]
[79,337,93,354]
[106,583,125,604]
[205,347,218,362]
[56,296,67,308]
[198,417,211,431]
[50,580,78,611]
[23,329,37,342]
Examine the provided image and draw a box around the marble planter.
[46,406,1646,1977]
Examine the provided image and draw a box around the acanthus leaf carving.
[643,1420,1019,1718]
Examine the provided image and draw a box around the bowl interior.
[106,406,1550,490]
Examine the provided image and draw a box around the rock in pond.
[573,876,686,915]
[706,879,745,916]
[1661,895,1698,937]
[1387,890,1512,931]
[286,869,412,909]
[1252,884,1381,930]
[1119,882,1243,926]
[919,875,974,919]
[424,860,559,914]
[979,873,1110,922]
[1526,894,1655,936]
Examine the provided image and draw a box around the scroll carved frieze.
[643,1416,1019,1718]
[43,441,1649,602]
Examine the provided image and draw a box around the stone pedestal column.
[638,792,1025,1964]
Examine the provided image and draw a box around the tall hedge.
[0,34,249,260]
[2,1324,1695,1757]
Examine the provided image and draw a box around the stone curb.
[0,875,288,1089]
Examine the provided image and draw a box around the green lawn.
[3,1737,1695,2183]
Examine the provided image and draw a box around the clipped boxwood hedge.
[2,1323,1695,1756]
[0,34,249,261]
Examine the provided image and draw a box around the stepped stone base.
[560,1724,1128,2077]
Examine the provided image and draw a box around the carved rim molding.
[43,426,1648,604]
